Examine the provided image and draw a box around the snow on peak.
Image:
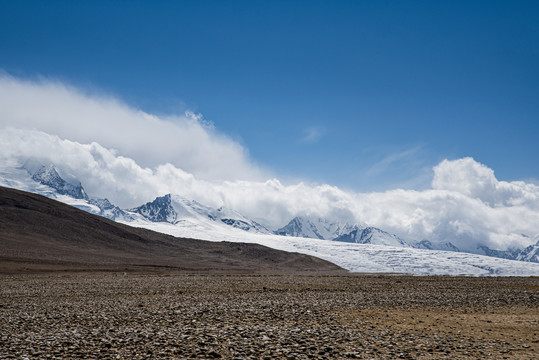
[130,193,271,234]
[415,239,460,252]
[275,216,410,247]
[30,164,88,200]
[130,194,177,223]
[517,240,539,263]
[334,226,410,247]
[275,216,358,240]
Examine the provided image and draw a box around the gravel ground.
[0,273,538,359]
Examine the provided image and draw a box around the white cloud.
[432,157,539,209]
[300,126,325,143]
[365,146,423,177]
[0,74,264,181]
[1,75,538,254]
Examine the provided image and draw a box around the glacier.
[121,217,539,276]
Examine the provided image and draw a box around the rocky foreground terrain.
[0,273,537,359]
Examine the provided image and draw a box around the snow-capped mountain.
[131,194,177,223]
[334,226,410,247]
[478,236,539,263]
[31,164,88,200]
[415,239,460,252]
[28,164,134,221]
[88,197,130,221]
[516,239,539,262]
[477,245,522,261]
[276,216,411,248]
[275,216,468,251]
[276,216,359,240]
[0,160,130,221]
[130,193,271,234]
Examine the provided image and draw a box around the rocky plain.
[0,272,537,359]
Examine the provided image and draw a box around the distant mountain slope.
[0,186,343,273]
[276,216,410,247]
[276,216,357,240]
[130,193,271,233]
[517,240,539,262]
[333,226,409,247]
[31,164,88,200]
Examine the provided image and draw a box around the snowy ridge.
[516,237,539,262]
[0,160,129,221]
[276,216,358,240]
[334,226,410,247]
[415,239,460,252]
[129,194,271,233]
[31,164,88,200]
[88,198,131,221]
[131,194,177,223]
[276,216,411,248]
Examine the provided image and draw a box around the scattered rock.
[0,273,536,359]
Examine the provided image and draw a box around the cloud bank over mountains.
[1,75,538,253]
[0,74,263,181]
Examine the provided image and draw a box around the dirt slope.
[0,186,343,273]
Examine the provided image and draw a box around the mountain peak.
[276,215,414,248]
[334,226,410,247]
[131,194,176,223]
[129,194,271,234]
[31,164,88,200]
[276,216,360,241]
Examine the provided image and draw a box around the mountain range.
[1,160,538,269]
[276,216,410,247]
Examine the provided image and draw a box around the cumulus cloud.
[1,75,538,254]
[432,158,539,209]
[0,74,263,181]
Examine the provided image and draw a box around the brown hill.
[0,186,344,274]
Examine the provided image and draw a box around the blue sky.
[1,0,538,191]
